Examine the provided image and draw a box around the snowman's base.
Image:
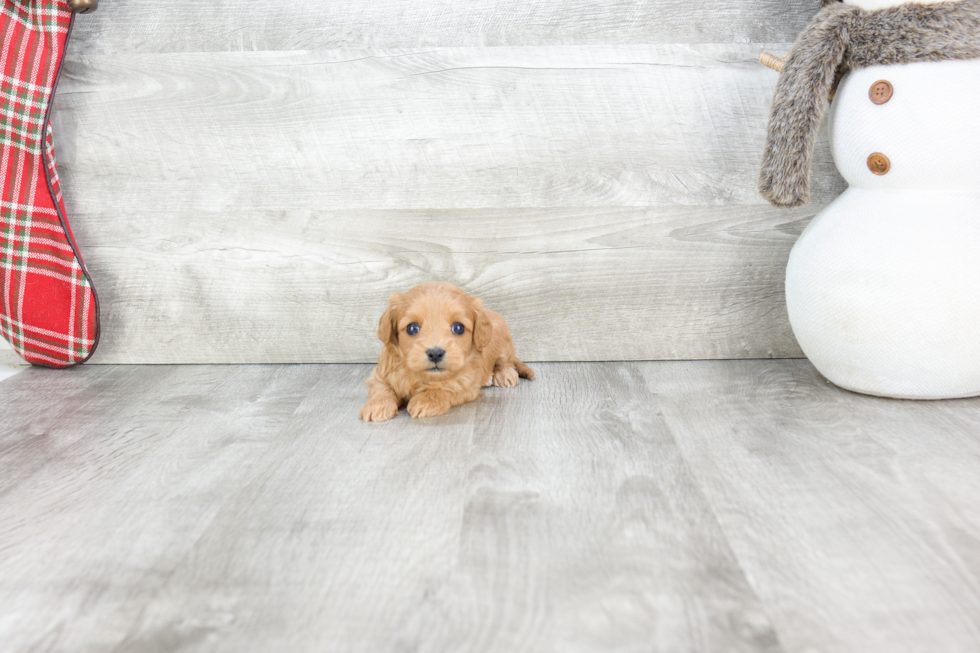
[820,378,980,402]
[786,189,980,400]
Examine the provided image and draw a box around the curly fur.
[760,0,980,207]
[359,282,533,421]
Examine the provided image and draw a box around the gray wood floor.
[2,361,979,652]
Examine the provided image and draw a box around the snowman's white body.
[785,51,980,398]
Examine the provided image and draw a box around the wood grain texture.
[78,204,814,363]
[641,360,980,653]
[54,46,844,212]
[3,361,980,652]
[0,363,783,652]
[49,41,844,363]
[108,364,779,653]
[68,0,823,53]
[0,364,328,653]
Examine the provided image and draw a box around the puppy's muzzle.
[426,348,446,365]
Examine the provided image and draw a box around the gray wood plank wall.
[51,0,840,363]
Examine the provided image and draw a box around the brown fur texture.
[759,0,980,207]
[359,282,534,421]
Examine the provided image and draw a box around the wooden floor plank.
[112,365,481,652]
[0,366,150,497]
[2,362,979,652]
[0,365,326,653]
[110,363,778,653]
[642,360,980,653]
[389,363,780,653]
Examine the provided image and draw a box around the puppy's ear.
[377,293,403,344]
[471,298,493,351]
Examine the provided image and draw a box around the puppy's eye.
[452,322,465,335]
[406,322,420,336]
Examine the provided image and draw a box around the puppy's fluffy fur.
[359,282,534,421]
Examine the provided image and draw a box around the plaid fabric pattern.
[1,0,98,366]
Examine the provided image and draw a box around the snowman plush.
[759,0,980,399]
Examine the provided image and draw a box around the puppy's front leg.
[491,364,519,388]
[406,389,453,419]
[359,373,401,422]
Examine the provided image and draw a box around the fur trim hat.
[759,0,980,207]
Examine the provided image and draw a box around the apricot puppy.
[359,282,534,421]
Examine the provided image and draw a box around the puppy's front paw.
[360,399,399,422]
[492,366,519,388]
[407,392,451,419]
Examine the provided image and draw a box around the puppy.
[359,282,534,421]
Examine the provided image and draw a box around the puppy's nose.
[426,347,445,364]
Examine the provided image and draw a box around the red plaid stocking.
[1,0,98,367]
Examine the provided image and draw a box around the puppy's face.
[378,284,491,377]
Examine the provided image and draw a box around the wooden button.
[867,153,891,175]
[869,80,893,104]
